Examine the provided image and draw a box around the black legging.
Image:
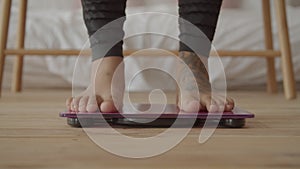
[81,0,223,60]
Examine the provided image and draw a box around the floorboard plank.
[0,89,299,169]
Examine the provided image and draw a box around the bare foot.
[66,57,124,113]
[177,51,234,113]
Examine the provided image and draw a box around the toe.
[178,95,201,113]
[183,100,200,113]
[100,100,118,113]
[213,96,226,112]
[200,95,210,112]
[209,103,219,113]
[71,96,82,112]
[225,97,235,111]
[202,96,218,113]
[86,96,101,113]
[185,100,200,113]
[66,97,73,111]
[78,96,89,112]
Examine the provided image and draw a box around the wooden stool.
[0,0,297,99]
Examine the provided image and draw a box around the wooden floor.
[0,89,300,169]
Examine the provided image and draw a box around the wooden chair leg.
[274,0,297,100]
[262,0,278,94]
[12,0,28,93]
[0,0,12,97]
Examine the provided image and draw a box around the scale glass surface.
[60,104,254,128]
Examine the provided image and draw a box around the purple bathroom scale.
[60,104,254,128]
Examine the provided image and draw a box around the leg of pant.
[178,0,223,57]
[81,0,127,60]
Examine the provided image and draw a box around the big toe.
[201,95,220,113]
[225,98,235,111]
[100,100,118,113]
[66,97,73,111]
[178,95,200,113]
